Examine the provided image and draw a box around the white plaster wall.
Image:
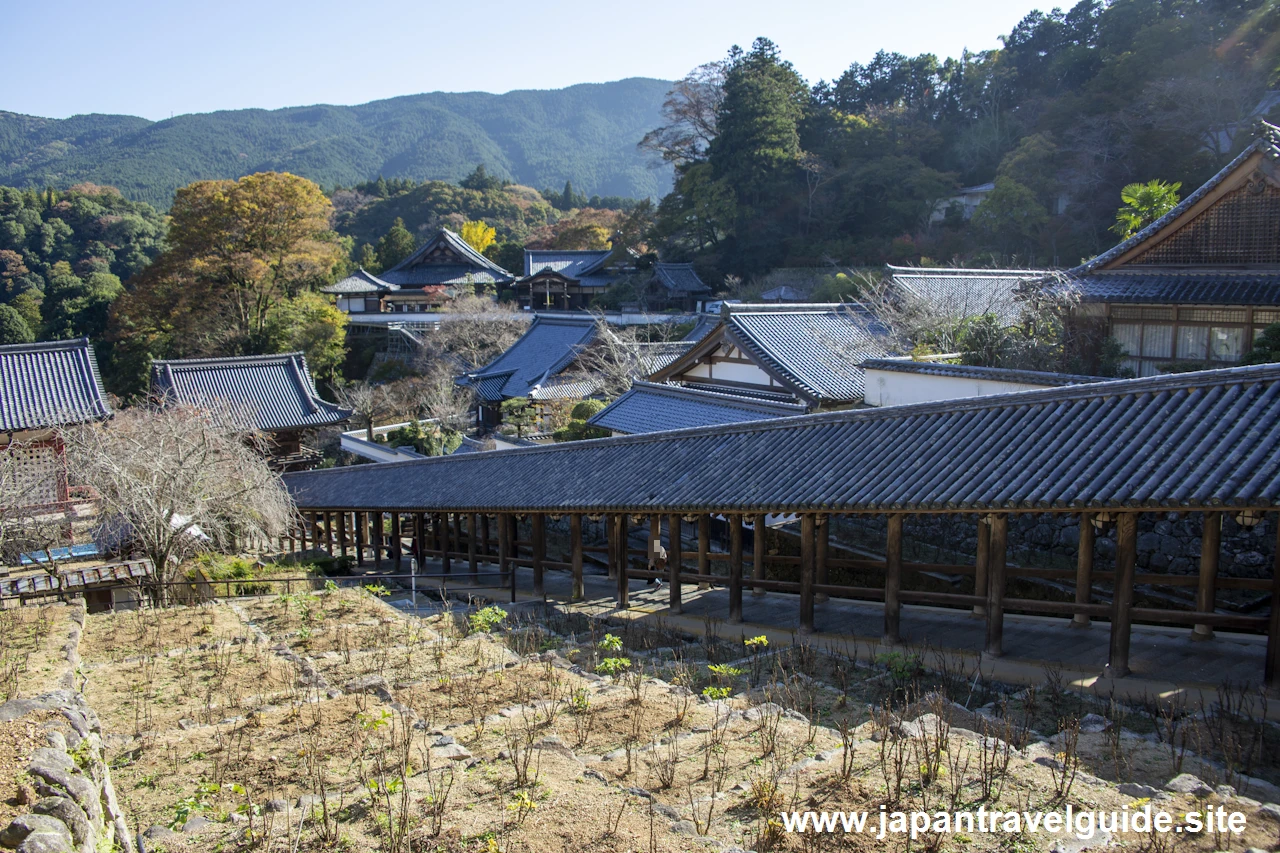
[863,368,1055,407]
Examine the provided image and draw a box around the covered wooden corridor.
[283,364,1280,686]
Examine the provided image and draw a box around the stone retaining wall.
[0,602,132,853]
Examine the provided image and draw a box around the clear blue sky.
[8,0,1046,121]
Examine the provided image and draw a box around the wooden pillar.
[649,515,661,571]
[453,513,464,565]
[336,512,348,559]
[497,514,510,587]
[570,514,584,601]
[697,515,711,588]
[298,513,308,552]
[440,512,451,575]
[1074,513,1095,627]
[481,514,491,559]
[322,513,333,556]
[468,513,479,580]
[613,514,629,608]
[884,514,903,644]
[668,514,682,614]
[606,514,618,580]
[532,514,545,598]
[752,513,767,596]
[1108,512,1138,678]
[973,516,990,617]
[354,512,365,566]
[729,514,744,623]
[800,514,816,633]
[373,513,384,568]
[413,513,425,567]
[1265,516,1280,688]
[983,514,1009,658]
[1193,512,1221,640]
[815,515,830,602]
[389,512,402,563]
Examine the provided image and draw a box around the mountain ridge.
[0,78,674,207]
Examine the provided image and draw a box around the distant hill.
[0,79,674,207]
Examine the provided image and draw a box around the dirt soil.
[0,586,1266,853]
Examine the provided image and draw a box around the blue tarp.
[20,544,101,565]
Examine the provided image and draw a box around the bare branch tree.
[639,62,728,166]
[335,379,394,440]
[64,406,294,597]
[394,371,475,434]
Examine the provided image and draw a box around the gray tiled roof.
[381,229,514,288]
[759,285,808,302]
[652,263,711,294]
[523,250,612,278]
[1072,271,1280,305]
[321,268,398,294]
[724,304,890,403]
[589,381,806,435]
[885,266,1050,326]
[860,358,1106,387]
[682,315,718,343]
[464,316,598,402]
[635,341,693,375]
[151,353,352,432]
[0,338,111,432]
[283,363,1280,514]
[528,376,599,401]
[1073,122,1280,275]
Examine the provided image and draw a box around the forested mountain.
[0,79,674,208]
[650,0,1280,279]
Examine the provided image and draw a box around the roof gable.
[150,353,352,432]
[321,268,398,294]
[381,229,514,287]
[652,263,711,294]
[522,250,612,279]
[0,338,111,432]
[466,316,599,401]
[1080,122,1280,273]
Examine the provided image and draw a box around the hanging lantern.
[586,514,603,522]
[1234,509,1264,528]
[1091,511,1115,530]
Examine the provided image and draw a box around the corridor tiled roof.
[523,250,612,279]
[463,315,598,402]
[285,363,1280,515]
[321,268,398,294]
[589,381,806,435]
[0,338,111,432]
[151,353,352,432]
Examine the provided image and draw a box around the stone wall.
[834,511,1275,584]
[0,602,132,853]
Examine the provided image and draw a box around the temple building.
[378,229,515,313]
[516,250,618,311]
[1064,121,1280,376]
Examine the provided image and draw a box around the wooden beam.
[1109,512,1138,678]
[497,514,510,587]
[1266,516,1280,688]
[800,514,815,633]
[884,514,902,644]
[752,513,767,596]
[613,514,629,608]
[698,514,711,588]
[570,514,584,601]
[729,514,744,623]
[984,514,1009,658]
[668,514,682,614]
[815,516,830,602]
[1193,512,1221,640]
[532,514,546,598]
[973,516,989,617]
[468,513,479,580]
[389,512,402,563]
[1074,513,1095,627]
[440,512,450,571]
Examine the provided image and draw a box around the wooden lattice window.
[0,443,62,508]
[1179,308,1247,323]
[1130,179,1280,266]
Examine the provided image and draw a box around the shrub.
[468,605,508,634]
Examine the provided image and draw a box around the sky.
[6,0,1047,121]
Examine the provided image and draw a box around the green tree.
[971,177,1050,261]
[261,291,348,384]
[0,304,32,344]
[500,396,537,438]
[41,267,122,341]
[460,164,505,191]
[356,243,380,273]
[1111,180,1181,239]
[1242,323,1280,365]
[376,217,417,270]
